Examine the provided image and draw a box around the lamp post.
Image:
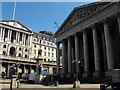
[72,58,81,88]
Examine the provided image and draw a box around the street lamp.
[72,58,81,88]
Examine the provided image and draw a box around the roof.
[0,20,33,33]
[33,31,55,42]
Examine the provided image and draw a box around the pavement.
[19,83,100,88]
[1,83,101,90]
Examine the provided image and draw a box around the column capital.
[91,24,96,30]
[74,32,79,37]
[62,39,67,43]
[83,28,88,34]
[103,18,108,24]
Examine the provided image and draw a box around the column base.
[112,69,120,83]
[67,73,72,78]
[93,71,104,77]
[82,72,91,78]
[60,73,67,78]
[73,80,80,88]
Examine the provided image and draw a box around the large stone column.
[22,34,24,45]
[103,19,114,76]
[9,30,12,41]
[92,25,101,77]
[117,13,120,51]
[117,13,120,35]
[27,35,30,46]
[0,27,3,40]
[2,28,5,40]
[7,29,10,41]
[56,42,60,75]
[24,34,26,45]
[68,37,72,76]
[74,33,80,88]
[101,30,108,72]
[75,34,80,74]
[62,39,67,76]
[82,30,90,77]
[18,32,20,43]
[16,32,18,43]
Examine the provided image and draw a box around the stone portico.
[55,2,120,83]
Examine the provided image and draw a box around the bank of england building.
[0,20,57,78]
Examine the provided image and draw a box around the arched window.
[25,55,28,58]
[18,54,21,57]
[25,49,27,52]
[9,47,16,57]
[19,48,21,51]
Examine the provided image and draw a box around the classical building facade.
[55,2,120,83]
[32,31,57,74]
[0,20,57,78]
[0,20,35,78]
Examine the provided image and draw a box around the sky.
[2,2,91,33]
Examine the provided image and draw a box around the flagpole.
[13,1,16,20]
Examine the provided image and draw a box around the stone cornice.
[55,2,116,38]
[54,2,106,36]
[0,23,33,35]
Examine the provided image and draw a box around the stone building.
[32,31,57,74]
[55,2,120,83]
[0,20,57,78]
[0,20,36,78]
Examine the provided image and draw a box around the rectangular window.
[48,59,50,61]
[44,59,46,61]
[52,48,54,51]
[52,53,54,57]
[34,50,36,54]
[48,48,50,51]
[44,52,46,56]
[44,47,46,50]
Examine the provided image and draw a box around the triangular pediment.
[55,2,110,36]
[0,20,32,33]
